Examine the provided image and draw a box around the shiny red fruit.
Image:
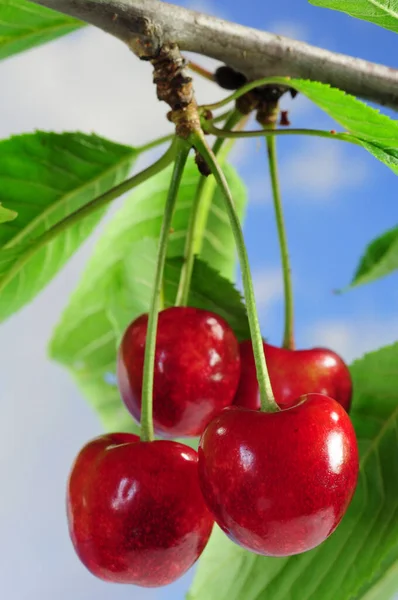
[67,433,213,586]
[234,341,352,412]
[118,307,241,437]
[198,394,358,556]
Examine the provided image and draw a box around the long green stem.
[140,138,191,442]
[201,76,296,110]
[175,109,244,306]
[266,135,295,350]
[190,130,279,413]
[204,122,357,145]
[210,109,247,160]
[0,142,177,295]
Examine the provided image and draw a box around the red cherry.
[234,341,352,412]
[198,394,358,556]
[117,307,241,437]
[67,433,213,586]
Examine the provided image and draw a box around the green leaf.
[49,159,247,433]
[289,79,398,146]
[0,131,137,322]
[0,203,17,223]
[189,343,398,600]
[360,140,398,176]
[309,0,398,34]
[286,78,398,176]
[0,0,84,60]
[347,225,398,289]
[361,555,398,600]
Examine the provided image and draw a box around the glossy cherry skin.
[198,394,358,557]
[117,307,241,437]
[234,341,352,413]
[67,433,214,586]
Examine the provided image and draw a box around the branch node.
[151,44,201,138]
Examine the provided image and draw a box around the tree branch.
[31,0,398,111]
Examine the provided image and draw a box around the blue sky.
[0,1,397,600]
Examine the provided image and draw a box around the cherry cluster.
[67,305,359,588]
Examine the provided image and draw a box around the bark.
[31,0,398,110]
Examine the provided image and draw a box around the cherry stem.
[266,134,295,350]
[0,142,177,295]
[175,109,245,307]
[200,76,295,111]
[190,130,279,413]
[203,121,357,145]
[140,137,191,442]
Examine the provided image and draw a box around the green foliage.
[49,160,247,432]
[346,226,398,289]
[292,80,398,145]
[286,78,398,176]
[0,203,17,223]
[361,141,398,176]
[310,0,398,34]
[189,343,398,600]
[0,132,137,322]
[287,79,398,145]
[0,0,83,60]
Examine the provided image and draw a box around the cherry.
[234,341,352,412]
[117,306,241,437]
[198,394,358,556]
[67,433,214,586]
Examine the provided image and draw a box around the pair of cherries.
[118,306,352,436]
[67,307,359,588]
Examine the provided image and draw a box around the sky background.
[0,1,397,599]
